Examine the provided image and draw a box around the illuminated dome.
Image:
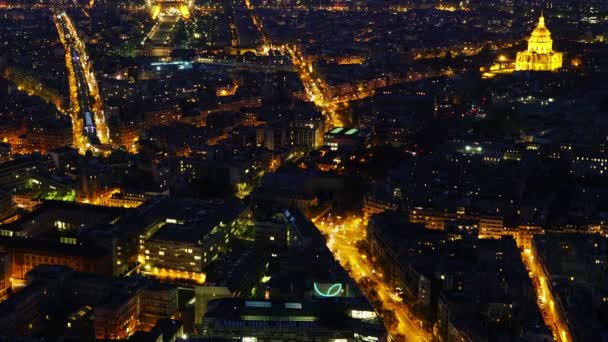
[516,13,563,72]
[527,14,553,54]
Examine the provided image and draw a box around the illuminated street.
[54,12,109,153]
[314,214,430,341]
[245,0,347,129]
[142,15,180,46]
[283,45,345,128]
[520,237,572,342]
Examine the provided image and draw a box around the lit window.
[351,310,377,320]
[245,301,271,308]
[284,302,302,309]
[158,251,164,256]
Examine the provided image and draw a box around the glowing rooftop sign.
[330,127,344,134]
[313,282,343,297]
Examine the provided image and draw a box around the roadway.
[314,214,431,341]
[521,236,572,342]
[243,0,456,132]
[54,12,108,151]
[281,45,345,128]
[142,15,180,46]
[57,14,98,146]
[243,0,347,128]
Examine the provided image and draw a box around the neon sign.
[313,282,343,297]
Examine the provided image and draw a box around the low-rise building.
[135,197,245,283]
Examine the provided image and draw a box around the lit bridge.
[54,12,109,154]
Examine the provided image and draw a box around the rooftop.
[147,197,244,243]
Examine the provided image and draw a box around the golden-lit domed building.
[515,13,563,71]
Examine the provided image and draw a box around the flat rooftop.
[326,127,359,137]
[147,197,244,243]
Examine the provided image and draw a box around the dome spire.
[539,9,545,26]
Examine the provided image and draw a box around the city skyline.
[0,0,606,341]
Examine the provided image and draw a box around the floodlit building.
[515,13,563,72]
[137,197,245,283]
[148,0,192,19]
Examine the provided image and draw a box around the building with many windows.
[201,298,387,342]
[291,116,325,150]
[0,265,178,339]
[139,197,246,283]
